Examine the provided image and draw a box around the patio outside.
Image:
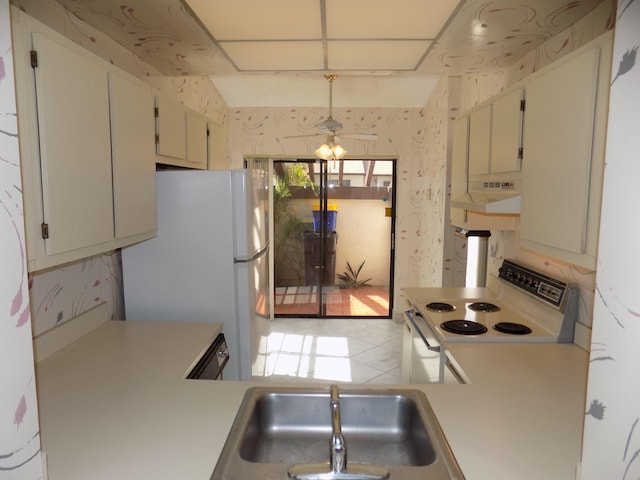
[273,160,394,318]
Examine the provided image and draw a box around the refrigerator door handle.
[234,243,269,264]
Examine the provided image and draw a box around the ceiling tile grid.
[186,0,460,72]
[51,0,607,76]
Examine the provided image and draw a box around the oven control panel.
[498,260,567,307]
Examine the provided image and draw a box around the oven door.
[404,309,445,384]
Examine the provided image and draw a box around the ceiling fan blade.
[340,133,378,141]
[280,133,324,140]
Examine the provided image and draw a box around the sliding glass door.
[271,158,395,319]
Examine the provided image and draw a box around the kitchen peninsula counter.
[35,319,589,480]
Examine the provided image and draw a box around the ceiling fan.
[283,74,379,144]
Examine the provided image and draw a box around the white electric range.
[403,259,579,383]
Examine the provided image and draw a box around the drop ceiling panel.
[221,41,325,71]
[328,40,430,70]
[186,0,321,40]
[325,0,459,39]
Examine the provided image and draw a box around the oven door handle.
[404,309,441,352]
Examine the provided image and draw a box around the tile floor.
[256,317,405,385]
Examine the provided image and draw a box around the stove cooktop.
[414,298,555,342]
[404,260,579,344]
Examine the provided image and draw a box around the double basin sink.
[211,385,464,479]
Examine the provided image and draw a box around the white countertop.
[35,320,588,480]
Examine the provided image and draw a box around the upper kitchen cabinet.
[450,115,470,227]
[12,8,157,271]
[155,96,187,161]
[450,114,518,231]
[185,111,209,169]
[520,31,613,270]
[33,31,114,255]
[467,87,524,177]
[208,120,228,170]
[490,88,524,174]
[468,104,491,175]
[109,71,157,239]
[155,96,208,169]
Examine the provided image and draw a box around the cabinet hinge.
[41,223,49,239]
[155,133,159,145]
[30,50,38,68]
[154,106,159,118]
[518,147,524,160]
[520,99,526,111]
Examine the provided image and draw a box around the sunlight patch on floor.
[258,318,404,384]
[265,332,352,381]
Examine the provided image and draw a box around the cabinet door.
[155,96,186,160]
[109,72,157,239]
[450,116,469,227]
[32,32,114,255]
[186,111,208,169]
[468,104,491,175]
[208,120,227,170]
[491,89,523,173]
[521,48,599,255]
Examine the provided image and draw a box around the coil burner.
[468,302,501,312]
[440,320,488,335]
[425,302,456,312]
[493,322,532,335]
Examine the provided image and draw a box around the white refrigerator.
[122,169,270,381]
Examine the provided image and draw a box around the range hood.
[451,181,521,214]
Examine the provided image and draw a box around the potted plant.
[337,260,372,289]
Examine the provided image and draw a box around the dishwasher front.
[186,333,230,380]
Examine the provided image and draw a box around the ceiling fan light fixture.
[332,144,347,158]
[315,143,347,160]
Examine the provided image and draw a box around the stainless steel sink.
[211,386,465,480]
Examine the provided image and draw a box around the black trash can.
[303,231,337,286]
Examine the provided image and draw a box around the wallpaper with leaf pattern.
[0,1,42,477]
[582,0,640,477]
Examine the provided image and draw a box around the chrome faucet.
[330,384,347,473]
[287,385,390,480]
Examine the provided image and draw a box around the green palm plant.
[273,163,318,286]
[337,260,372,289]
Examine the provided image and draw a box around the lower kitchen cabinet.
[12,8,156,271]
[520,31,613,270]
